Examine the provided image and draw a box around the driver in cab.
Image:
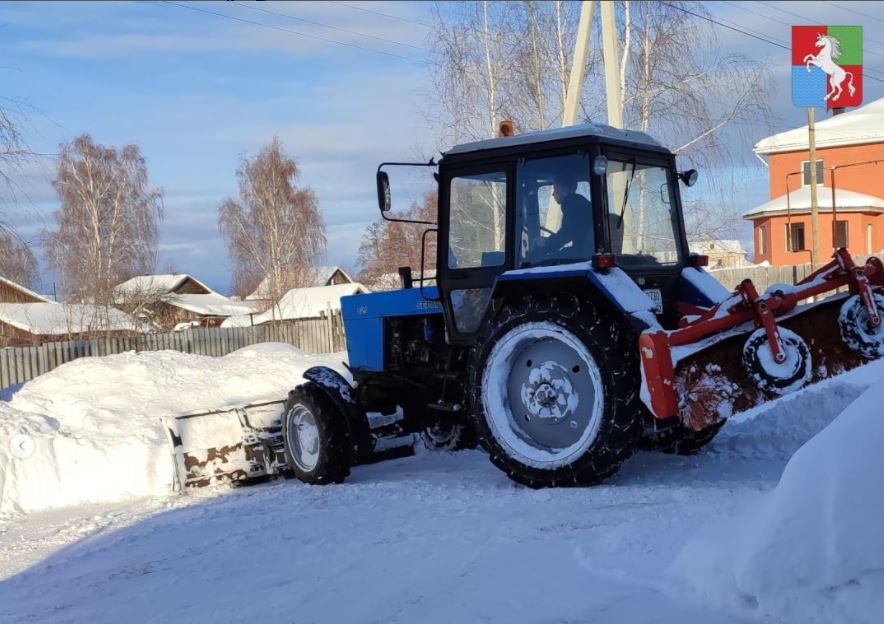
[534,173,593,258]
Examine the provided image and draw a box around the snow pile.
[672,365,884,624]
[0,344,347,515]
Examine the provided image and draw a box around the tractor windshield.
[606,160,682,266]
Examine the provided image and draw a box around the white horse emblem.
[804,33,856,102]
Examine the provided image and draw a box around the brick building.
[746,98,884,265]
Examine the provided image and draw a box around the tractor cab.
[427,124,699,343]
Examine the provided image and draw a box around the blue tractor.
[280,123,884,488]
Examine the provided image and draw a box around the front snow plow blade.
[641,249,884,431]
[164,400,288,490]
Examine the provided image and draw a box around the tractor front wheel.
[469,296,641,487]
[282,382,351,485]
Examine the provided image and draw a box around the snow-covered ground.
[0,347,881,624]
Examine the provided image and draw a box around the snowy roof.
[246,267,353,300]
[446,123,663,156]
[689,240,748,255]
[0,275,54,304]
[754,98,884,155]
[223,283,368,328]
[0,303,139,335]
[743,186,884,219]
[113,274,214,300]
[161,293,266,317]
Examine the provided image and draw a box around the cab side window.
[515,154,593,268]
[448,171,507,269]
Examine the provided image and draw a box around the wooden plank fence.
[0,310,346,388]
[709,253,884,294]
[3,253,881,389]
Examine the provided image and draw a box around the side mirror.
[679,169,699,187]
[376,171,391,213]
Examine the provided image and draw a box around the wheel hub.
[502,334,597,451]
[287,405,320,471]
[521,364,577,424]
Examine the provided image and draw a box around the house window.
[787,222,805,252]
[758,224,768,256]
[834,220,849,249]
[801,160,824,186]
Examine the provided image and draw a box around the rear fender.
[300,366,373,462]
[492,265,661,333]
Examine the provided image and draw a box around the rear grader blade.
[164,400,289,490]
[163,394,417,490]
[641,250,884,432]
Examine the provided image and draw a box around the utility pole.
[599,0,623,128]
[807,107,820,268]
[561,1,595,127]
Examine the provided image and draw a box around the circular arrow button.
[9,433,35,459]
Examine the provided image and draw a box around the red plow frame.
[640,249,884,430]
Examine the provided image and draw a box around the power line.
[233,1,426,52]
[661,2,884,84]
[740,0,884,54]
[160,1,427,65]
[328,1,434,29]
[827,0,884,23]
[754,0,884,49]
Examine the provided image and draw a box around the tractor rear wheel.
[282,382,351,485]
[468,295,642,487]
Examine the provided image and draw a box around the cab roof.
[444,122,665,157]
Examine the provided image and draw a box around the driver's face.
[552,182,570,204]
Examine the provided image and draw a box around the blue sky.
[1,1,882,294]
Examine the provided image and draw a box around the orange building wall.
[767,143,884,199]
[752,141,884,265]
[753,212,884,265]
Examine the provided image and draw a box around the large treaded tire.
[640,419,726,455]
[282,382,351,485]
[468,294,642,488]
[419,421,479,452]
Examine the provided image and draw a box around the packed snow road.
[0,348,880,624]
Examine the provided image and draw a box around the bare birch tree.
[357,192,436,288]
[616,1,770,241]
[0,98,31,196]
[429,1,586,143]
[429,1,771,243]
[0,98,40,289]
[0,231,39,288]
[45,135,163,304]
[219,137,325,304]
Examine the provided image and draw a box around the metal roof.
[743,186,884,219]
[754,97,884,155]
[444,123,664,156]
